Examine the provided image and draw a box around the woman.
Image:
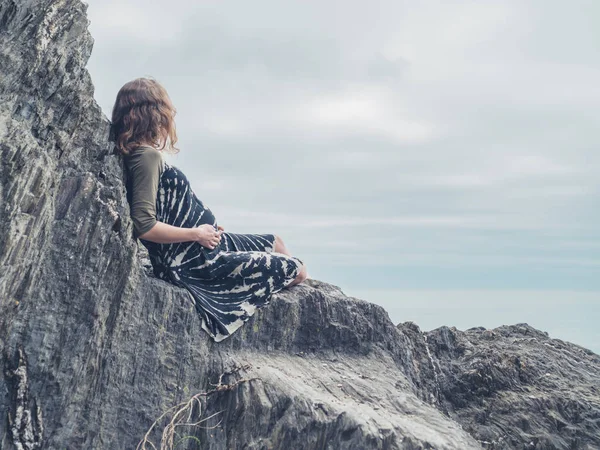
[109,77,308,342]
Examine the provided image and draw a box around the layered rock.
[0,1,598,449]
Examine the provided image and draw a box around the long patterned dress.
[139,160,304,342]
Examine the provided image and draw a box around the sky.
[84,0,599,353]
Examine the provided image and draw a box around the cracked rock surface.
[1,1,599,449]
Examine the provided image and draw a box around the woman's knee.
[273,234,289,254]
[294,263,308,284]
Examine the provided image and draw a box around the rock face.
[0,1,598,449]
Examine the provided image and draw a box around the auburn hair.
[109,76,180,156]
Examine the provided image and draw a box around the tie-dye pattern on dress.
[140,161,304,342]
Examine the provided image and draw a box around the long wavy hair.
[109,76,180,156]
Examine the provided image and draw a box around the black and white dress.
[140,161,304,342]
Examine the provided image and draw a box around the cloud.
[86,0,600,292]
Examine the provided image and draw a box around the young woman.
[109,77,308,342]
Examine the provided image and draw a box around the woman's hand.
[217,225,225,232]
[191,224,223,249]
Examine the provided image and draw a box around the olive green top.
[124,145,165,239]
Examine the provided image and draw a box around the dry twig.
[137,363,260,450]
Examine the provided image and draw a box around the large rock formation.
[0,1,598,449]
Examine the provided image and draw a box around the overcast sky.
[85,0,599,352]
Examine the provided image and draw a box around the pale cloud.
[86,2,183,42]
[293,87,436,143]
[381,2,518,63]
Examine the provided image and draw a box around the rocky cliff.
[1,1,599,449]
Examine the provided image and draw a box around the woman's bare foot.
[288,264,308,286]
[274,234,309,285]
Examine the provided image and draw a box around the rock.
[0,1,598,449]
[423,324,600,449]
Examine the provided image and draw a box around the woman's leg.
[288,263,308,286]
[274,235,311,282]
[273,234,291,255]
[220,231,275,253]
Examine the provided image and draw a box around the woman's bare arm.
[138,221,195,244]
[139,221,223,248]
